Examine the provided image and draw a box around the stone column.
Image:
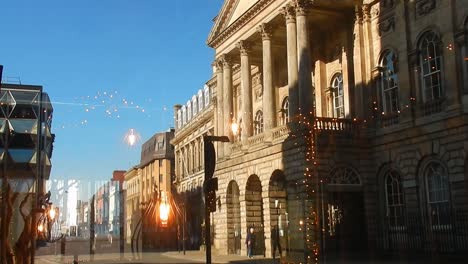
[258,23,276,131]
[282,4,299,121]
[215,59,225,158]
[295,0,313,117]
[222,55,234,155]
[238,40,253,143]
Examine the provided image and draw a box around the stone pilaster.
[281,3,299,122]
[222,55,234,156]
[238,40,253,143]
[258,23,276,132]
[295,0,314,117]
[215,58,225,158]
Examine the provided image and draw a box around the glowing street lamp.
[159,202,170,227]
[48,207,56,221]
[231,121,239,136]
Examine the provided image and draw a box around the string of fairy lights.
[53,90,169,130]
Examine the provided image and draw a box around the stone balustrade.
[314,117,361,133]
[248,133,265,146]
[271,125,290,140]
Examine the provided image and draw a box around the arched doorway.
[226,180,241,254]
[246,175,265,256]
[326,166,367,257]
[269,170,288,257]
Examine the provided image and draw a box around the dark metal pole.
[0,64,7,263]
[120,182,125,259]
[203,139,212,264]
[183,193,186,255]
[205,190,211,264]
[90,195,95,261]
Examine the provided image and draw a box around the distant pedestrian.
[245,227,255,258]
[271,226,282,260]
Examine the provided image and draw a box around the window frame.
[419,31,444,102]
[280,96,289,125]
[254,110,264,135]
[331,73,345,118]
[384,170,405,229]
[379,50,400,114]
[424,161,452,228]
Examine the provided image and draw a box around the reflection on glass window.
[425,161,451,226]
[331,73,344,118]
[385,170,405,227]
[380,51,400,114]
[420,31,443,102]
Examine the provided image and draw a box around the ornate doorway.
[226,180,241,254]
[325,167,367,258]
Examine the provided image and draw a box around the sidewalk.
[162,250,275,264]
[35,251,276,264]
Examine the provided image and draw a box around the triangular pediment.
[207,0,261,46]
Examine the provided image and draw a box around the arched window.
[204,86,210,107]
[331,73,345,118]
[254,110,264,135]
[384,170,405,227]
[419,31,443,102]
[424,161,451,226]
[380,51,400,114]
[186,101,192,122]
[192,96,198,116]
[280,97,289,125]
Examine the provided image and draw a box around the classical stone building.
[124,166,140,244]
[175,0,468,261]
[172,85,215,249]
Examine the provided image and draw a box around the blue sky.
[1,0,223,183]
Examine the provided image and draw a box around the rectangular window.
[159,174,163,184]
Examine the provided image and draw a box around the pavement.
[35,251,277,264]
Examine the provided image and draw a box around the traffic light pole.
[203,136,229,264]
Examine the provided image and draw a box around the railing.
[314,117,361,133]
[271,125,290,140]
[379,210,468,254]
[248,133,265,146]
[422,98,444,116]
[379,113,400,128]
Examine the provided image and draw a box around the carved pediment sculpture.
[378,16,396,36]
[416,0,436,17]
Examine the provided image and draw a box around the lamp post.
[203,122,237,264]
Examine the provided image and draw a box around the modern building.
[173,0,468,261]
[172,85,215,250]
[0,82,54,261]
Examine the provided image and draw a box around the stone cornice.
[207,0,277,49]
[172,105,214,146]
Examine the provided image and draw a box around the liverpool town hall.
[171,0,468,262]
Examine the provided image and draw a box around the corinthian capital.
[237,40,252,56]
[281,3,296,23]
[294,0,313,16]
[362,4,371,22]
[258,23,273,40]
[214,57,224,72]
[220,54,233,68]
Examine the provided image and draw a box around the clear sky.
[1,0,223,184]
